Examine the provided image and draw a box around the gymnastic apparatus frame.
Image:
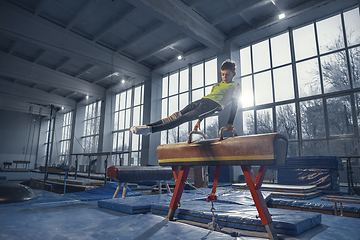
[169,165,274,233]
[71,151,128,183]
[157,129,288,240]
[106,165,173,198]
[339,156,359,195]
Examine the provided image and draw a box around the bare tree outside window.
[300,99,326,139]
[327,96,353,136]
[243,110,255,135]
[239,7,360,156]
[276,104,297,140]
[257,108,273,134]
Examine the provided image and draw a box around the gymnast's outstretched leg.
[130,98,220,135]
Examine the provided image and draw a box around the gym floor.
[1,171,359,240]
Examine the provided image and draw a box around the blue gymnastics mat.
[98,189,320,235]
[98,192,204,214]
[271,195,360,214]
[0,183,141,207]
[66,182,141,201]
[0,202,237,240]
[151,200,321,236]
[97,189,271,214]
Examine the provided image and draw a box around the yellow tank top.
[202,82,240,110]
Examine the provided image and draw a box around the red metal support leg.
[255,166,268,189]
[207,166,220,202]
[241,165,278,240]
[172,166,179,181]
[167,166,190,220]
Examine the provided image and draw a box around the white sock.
[130,125,151,135]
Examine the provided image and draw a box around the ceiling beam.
[153,54,167,62]
[0,79,76,110]
[65,92,78,98]
[153,45,215,74]
[125,0,225,53]
[211,0,268,25]
[188,0,207,8]
[66,0,96,30]
[136,35,186,62]
[0,53,105,98]
[229,0,349,41]
[34,0,50,16]
[93,6,136,42]
[93,72,119,84]
[8,41,19,54]
[116,22,164,52]
[33,50,47,63]
[0,2,151,82]
[0,97,51,116]
[49,88,59,94]
[75,64,94,78]
[55,57,72,71]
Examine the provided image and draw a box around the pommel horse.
[157,127,288,240]
[106,166,173,198]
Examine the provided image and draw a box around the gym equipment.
[157,127,288,240]
[0,183,38,204]
[106,166,173,198]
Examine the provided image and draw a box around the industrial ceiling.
[0,0,358,115]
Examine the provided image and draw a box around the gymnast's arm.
[193,119,202,131]
[226,98,238,131]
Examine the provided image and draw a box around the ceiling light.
[86,95,89,99]
[121,79,125,84]
[177,55,182,60]
[271,0,276,5]
[279,13,285,19]
[61,107,64,110]
[108,72,119,78]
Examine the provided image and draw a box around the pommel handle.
[219,126,237,140]
[187,131,206,144]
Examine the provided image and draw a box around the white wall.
[148,72,163,166]
[0,109,41,169]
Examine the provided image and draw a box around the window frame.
[239,7,360,156]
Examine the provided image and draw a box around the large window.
[112,84,144,166]
[83,101,102,154]
[43,119,53,164]
[59,111,72,164]
[161,58,219,144]
[239,7,360,156]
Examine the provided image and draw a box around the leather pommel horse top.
[157,131,288,239]
[157,133,288,166]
